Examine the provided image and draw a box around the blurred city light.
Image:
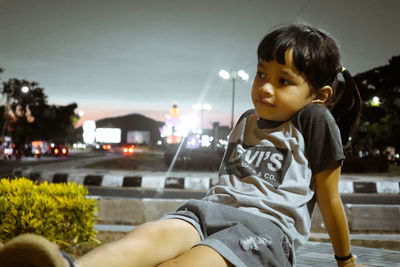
[73,143,87,149]
[21,86,29,93]
[122,145,134,154]
[219,139,228,146]
[201,135,212,147]
[192,103,212,129]
[237,70,249,80]
[82,120,96,144]
[218,70,230,80]
[186,134,201,149]
[180,114,199,136]
[371,96,380,107]
[161,103,186,144]
[95,128,121,143]
[102,144,112,150]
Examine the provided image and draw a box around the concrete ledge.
[350,204,400,231]
[10,168,400,194]
[311,204,400,231]
[95,197,400,231]
[96,198,184,225]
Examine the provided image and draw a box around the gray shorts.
[161,199,293,267]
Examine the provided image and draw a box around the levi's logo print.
[220,142,292,188]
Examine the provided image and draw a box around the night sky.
[1,0,399,127]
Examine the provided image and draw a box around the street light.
[192,103,212,130]
[219,69,249,128]
[370,96,380,107]
[21,86,29,93]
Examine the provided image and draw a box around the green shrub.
[0,178,98,248]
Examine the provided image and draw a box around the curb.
[10,168,400,194]
[11,168,216,191]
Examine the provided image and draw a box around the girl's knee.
[126,219,200,245]
[126,221,164,241]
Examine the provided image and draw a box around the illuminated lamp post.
[219,69,249,129]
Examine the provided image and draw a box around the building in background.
[127,130,150,145]
[160,103,186,144]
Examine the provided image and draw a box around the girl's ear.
[312,85,333,104]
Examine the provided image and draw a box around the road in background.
[0,150,119,177]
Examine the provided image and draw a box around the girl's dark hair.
[257,23,361,145]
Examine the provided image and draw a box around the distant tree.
[1,78,78,146]
[1,79,46,144]
[0,68,4,132]
[351,56,400,153]
[39,103,79,143]
[354,55,400,114]
[0,106,5,135]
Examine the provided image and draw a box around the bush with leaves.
[0,178,98,249]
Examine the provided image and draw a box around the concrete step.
[92,197,400,232]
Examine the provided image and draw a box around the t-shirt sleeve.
[291,104,345,176]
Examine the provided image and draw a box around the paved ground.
[296,242,400,267]
[94,224,400,266]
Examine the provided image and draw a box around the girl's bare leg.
[157,245,233,267]
[76,219,201,267]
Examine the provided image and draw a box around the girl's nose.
[260,83,274,96]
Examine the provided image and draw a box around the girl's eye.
[256,72,266,79]
[279,78,291,86]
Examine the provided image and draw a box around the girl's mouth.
[257,98,274,107]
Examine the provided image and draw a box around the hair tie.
[337,67,346,74]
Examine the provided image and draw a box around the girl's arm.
[314,163,367,267]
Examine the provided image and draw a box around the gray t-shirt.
[203,104,344,249]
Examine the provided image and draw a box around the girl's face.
[251,51,316,121]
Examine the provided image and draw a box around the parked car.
[102,144,112,151]
[51,144,68,156]
[0,136,13,159]
[122,144,135,155]
[31,141,51,158]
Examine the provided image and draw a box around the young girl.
[0,23,367,267]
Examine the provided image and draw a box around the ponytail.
[329,68,362,146]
